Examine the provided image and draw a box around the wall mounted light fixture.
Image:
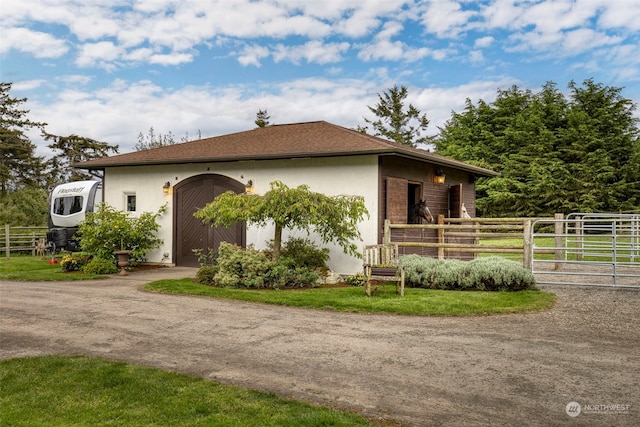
[433,168,446,185]
[245,179,254,194]
[163,181,171,193]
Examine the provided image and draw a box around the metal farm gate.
[530,213,640,287]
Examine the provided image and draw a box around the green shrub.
[401,255,439,286]
[461,257,537,291]
[60,253,90,272]
[266,238,330,271]
[82,257,118,275]
[196,265,219,286]
[345,273,367,287]
[214,242,272,288]
[77,203,164,263]
[401,255,537,291]
[264,257,320,289]
[281,238,330,271]
[196,243,321,289]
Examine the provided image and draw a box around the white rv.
[47,180,102,251]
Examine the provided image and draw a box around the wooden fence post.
[437,215,445,260]
[4,224,10,259]
[523,219,531,269]
[383,219,391,245]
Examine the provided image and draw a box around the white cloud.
[469,50,484,64]
[238,45,270,67]
[357,20,450,62]
[27,76,526,156]
[561,28,622,53]
[67,11,121,41]
[0,27,68,58]
[412,78,520,134]
[58,75,93,85]
[517,0,597,34]
[598,0,640,31]
[474,36,494,48]
[75,41,122,68]
[123,48,154,62]
[12,79,48,91]
[419,0,475,38]
[5,0,639,150]
[149,52,194,66]
[479,0,523,29]
[272,41,350,65]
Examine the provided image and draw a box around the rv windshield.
[53,196,84,215]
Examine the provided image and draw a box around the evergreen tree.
[44,133,119,182]
[561,79,640,213]
[435,80,640,217]
[0,82,46,196]
[255,109,271,128]
[363,85,430,147]
[0,186,48,226]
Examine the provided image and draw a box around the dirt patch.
[0,273,638,426]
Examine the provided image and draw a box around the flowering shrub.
[60,253,89,272]
[345,273,367,287]
[401,255,537,291]
[77,203,165,263]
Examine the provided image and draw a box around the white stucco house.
[76,121,496,274]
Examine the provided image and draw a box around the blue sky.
[1,0,639,156]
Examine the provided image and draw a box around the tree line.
[1,79,638,225]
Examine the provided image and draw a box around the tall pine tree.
[363,85,430,147]
[44,133,119,182]
[0,82,46,196]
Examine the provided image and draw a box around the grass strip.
[0,256,106,281]
[0,355,374,427]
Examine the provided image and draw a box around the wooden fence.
[1,225,48,259]
[383,215,562,268]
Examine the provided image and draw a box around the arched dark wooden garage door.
[174,174,245,267]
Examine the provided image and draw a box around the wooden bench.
[363,244,405,297]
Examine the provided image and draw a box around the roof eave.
[74,147,498,177]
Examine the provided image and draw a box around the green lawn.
[0,355,375,427]
[0,256,107,281]
[479,236,640,263]
[145,279,556,316]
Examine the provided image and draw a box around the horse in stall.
[409,200,434,224]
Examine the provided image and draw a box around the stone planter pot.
[114,250,132,276]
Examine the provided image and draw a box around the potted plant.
[77,203,165,275]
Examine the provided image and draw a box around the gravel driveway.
[1,268,638,426]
